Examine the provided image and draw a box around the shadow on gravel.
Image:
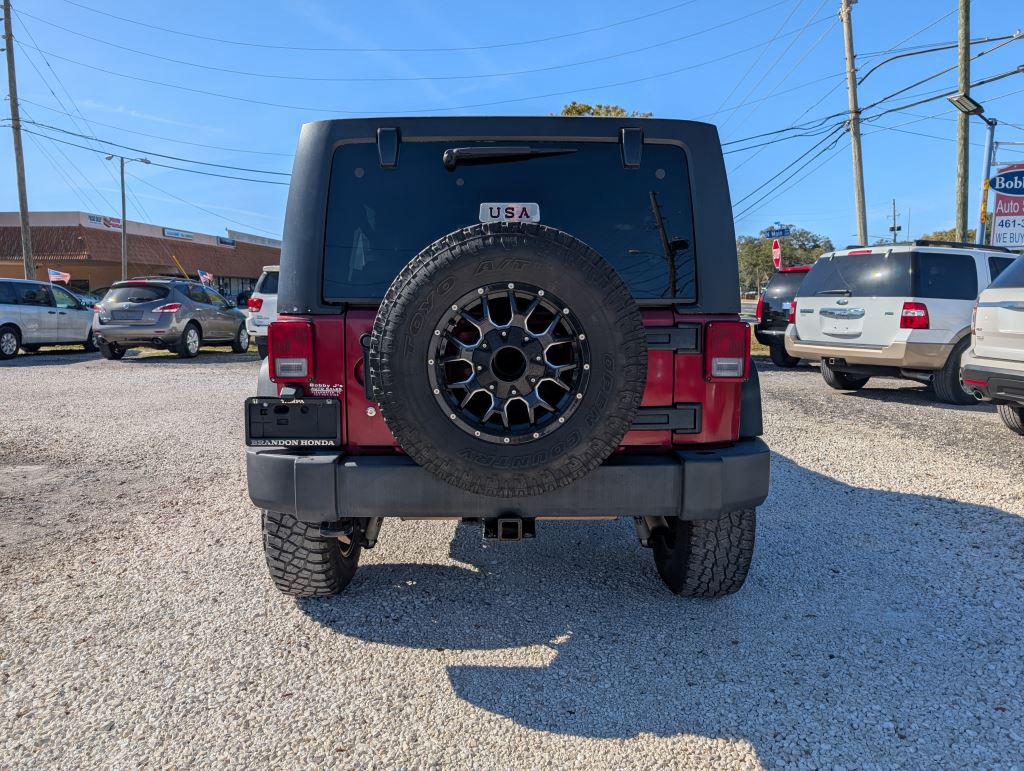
[843,386,997,412]
[121,350,259,365]
[1,350,99,366]
[299,453,1024,765]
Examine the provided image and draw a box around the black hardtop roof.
[279,115,738,314]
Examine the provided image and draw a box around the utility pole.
[954,0,970,241]
[976,118,996,245]
[118,156,126,281]
[840,0,868,246]
[3,0,35,279]
[889,198,902,243]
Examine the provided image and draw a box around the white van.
[785,241,1017,404]
[961,253,1024,434]
[0,278,97,359]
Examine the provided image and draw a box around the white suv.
[785,241,1017,404]
[962,254,1024,435]
[246,266,279,359]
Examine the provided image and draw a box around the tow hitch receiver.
[484,517,535,542]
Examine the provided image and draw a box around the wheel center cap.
[491,346,528,382]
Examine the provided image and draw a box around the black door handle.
[47,310,57,314]
[58,311,67,315]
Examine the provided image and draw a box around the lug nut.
[507,283,515,289]
[482,343,488,349]
[576,393,583,399]
[433,388,440,394]
[450,413,456,419]
[562,308,569,314]
[583,363,590,370]
[488,384,495,390]
[451,304,458,311]
[538,290,545,296]
[578,334,586,340]
[428,359,435,365]
[474,431,481,437]
[535,356,542,362]
[434,330,441,336]
[530,377,536,384]
[558,417,565,423]
[503,437,510,443]
[477,288,484,295]
[532,432,540,439]
[476,365,483,371]
[511,389,517,395]
[501,331,507,337]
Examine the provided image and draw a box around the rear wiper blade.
[816,288,852,296]
[442,145,576,171]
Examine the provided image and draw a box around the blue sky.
[2,0,1023,247]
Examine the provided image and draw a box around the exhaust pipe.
[973,390,984,401]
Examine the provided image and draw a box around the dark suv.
[755,266,810,367]
[245,117,770,599]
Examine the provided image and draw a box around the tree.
[918,227,976,242]
[559,101,653,118]
[736,225,834,293]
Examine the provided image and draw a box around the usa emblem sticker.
[479,203,540,223]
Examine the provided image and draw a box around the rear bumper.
[95,319,185,346]
[246,438,771,524]
[784,328,952,369]
[961,361,1024,405]
[753,326,786,346]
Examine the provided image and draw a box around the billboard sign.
[990,164,1024,249]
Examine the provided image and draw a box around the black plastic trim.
[962,363,1024,404]
[376,127,399,168]
[632,404,701,432]
[739,361,763,438]
[645,324,700,352]
[620,127,643,168]
[246,438,770,523]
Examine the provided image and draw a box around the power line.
[55,0,708,53]
[124,172,281,238]
[18,1,791,84]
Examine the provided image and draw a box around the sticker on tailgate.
[479,203,540,223]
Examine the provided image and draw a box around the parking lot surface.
[2,350,1023,767]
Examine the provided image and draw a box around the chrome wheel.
[186,327,200,355]
[0,331,18,357]
[238,327,250,349]
[427,283,591,444]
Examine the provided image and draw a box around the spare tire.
[369,222,647,498]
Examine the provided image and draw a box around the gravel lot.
[2,348,1023,767]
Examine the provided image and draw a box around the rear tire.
[651,510,756,598]
[263,510,361,597]
[175,323,201,358]
[231,324,250,353]
[256,337,268,359]
[820,358,869,390]
[999,404,1024,436]
[769,343,799,368]
[932,337,975,405]
[99,341,126,360]
[0,325,20,359]
[82,329,98,353]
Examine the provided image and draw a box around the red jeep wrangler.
[246,117,769,598]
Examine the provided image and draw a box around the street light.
[104,154,151,280]
[948,95,997,245]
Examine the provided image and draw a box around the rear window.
[799,250,982,299]
[256,271,279,294]
[105,284,170,303]
[990,255,1024,289]
[763,270,807,300]
[323,141,696,301]
[989,256,1017,283]
[799,252,912,297]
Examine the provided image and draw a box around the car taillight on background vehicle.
[755,295,764,322]
[705,321,750,381]
[269,320,314,383]
[788,299,797,324]
[248,297,263,312]
[152,303,182,313]
[900,301,929,329]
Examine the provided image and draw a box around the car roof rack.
[123,275,193,282]
[840,240,1015,254]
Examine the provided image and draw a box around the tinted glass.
[799,252,912,297]
[324,141,696,301]
[0,281,16,304]
[990,255,1024,289]
[52,286,82,309]
[257,271,279,294]
[184,285,210,303]
[915,253,977,300]
[989,256,1015,281]
[105,284,170,303]
[764,270,806,301]
[15,283,54,306]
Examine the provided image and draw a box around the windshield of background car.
[989,255,1024,289]
[257,271,279,294]
[323,141,697,302]
[105,284,170,303]
[764,270,806,300]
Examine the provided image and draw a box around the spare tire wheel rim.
[427,283,591,444]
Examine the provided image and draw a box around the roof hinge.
[620,127,643,169]
[377,127,400,168]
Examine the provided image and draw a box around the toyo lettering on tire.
[368,222,648,497]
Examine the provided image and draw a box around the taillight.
[152,303,182,313]
[269,320,314,383]
[788,299,797,324]
[248,297,264,312]
[755,295,764,322]
[900,301,929,329]
[971,304,978,335]
[705,321,750,381]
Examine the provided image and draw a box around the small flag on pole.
[47,268,71,283]
[197,270,214,285]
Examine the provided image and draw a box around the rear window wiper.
[816,288,852,296]
[442,146,577,171]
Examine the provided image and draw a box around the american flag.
[197,270,214,285]
[47,268,70,283]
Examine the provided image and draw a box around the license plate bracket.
[245,397,342,448]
